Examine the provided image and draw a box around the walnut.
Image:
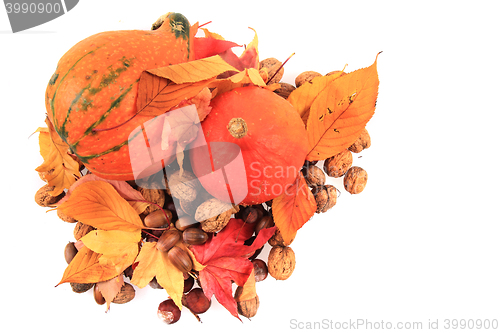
[295,71,322,87]
[70,282,94,293]
[35,184,64,207]
[344,166,368,194]
[195,198,236,233]
[112,282,136,304]
[166,170,200,203]
[268,246,295,280]
[268,227,295,247]
[274,83,296,99]
[349,128,371,153]
[74,222,95,240]
[323,149,353,178]
[137,182,165,215]
[303,165,326,187]
[57,209,77,223]
[313,185,337,213]
[259,57,284,84]
[235,291,259,318]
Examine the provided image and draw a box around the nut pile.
[35,63,373,324]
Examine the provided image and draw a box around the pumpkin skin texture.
[45,13,194,180]
[189,86,308,205]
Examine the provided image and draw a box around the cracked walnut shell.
[195,198,237,233]
[268,246,296,280]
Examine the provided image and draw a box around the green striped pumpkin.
[45,13,193,180]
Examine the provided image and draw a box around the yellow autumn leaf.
[35,118,80,196]
[209,68,267,97]
[80,229,141,267]
[57,180,145,231]
[131,241,204,310]
[147,55,239,84]
[57,246,125,285]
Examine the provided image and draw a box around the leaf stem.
[267,52,295,84]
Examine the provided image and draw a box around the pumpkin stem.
[227,118,248,139]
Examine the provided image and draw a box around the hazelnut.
[323,150,353,178]
[267,246,296,280]
[295,71,322,87]
[344,166,368,194]
[349,128,371,153]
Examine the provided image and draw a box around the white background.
[2,0,499,332]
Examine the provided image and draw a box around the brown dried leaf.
[96,275,124,312]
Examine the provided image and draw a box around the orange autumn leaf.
[35,118,80,196]
[271,173,317,245]
[57,180,145,231]
[131,241,204,309]
[306,54,380,161]
[287,71,345,124]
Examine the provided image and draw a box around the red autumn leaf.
[189,219,275,319]
[193,37,240,60]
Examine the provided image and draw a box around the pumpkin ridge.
[60,84,91,138]
[70,80,137,147]
[50,46,104,127]
[75,119,144,164]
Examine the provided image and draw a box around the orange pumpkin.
[189,86,309,205]
[45,13,195,180]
